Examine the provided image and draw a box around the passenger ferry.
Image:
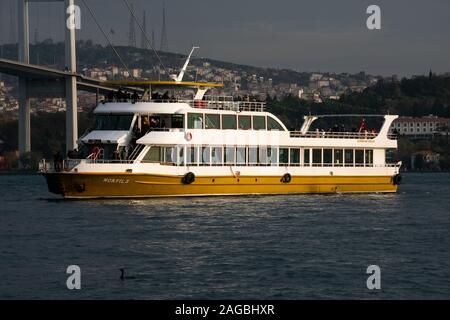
[41,51,402,198]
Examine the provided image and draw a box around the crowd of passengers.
[313,119,380,137]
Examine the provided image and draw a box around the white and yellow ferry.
[41,54,402,198]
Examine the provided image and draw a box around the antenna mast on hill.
[160,1,169,51]
[128,3,136,47]
[141,10,147,49]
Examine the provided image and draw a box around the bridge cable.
[80,0,136,81]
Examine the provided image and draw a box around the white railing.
[106,97,266,112]
[290,131,383,139]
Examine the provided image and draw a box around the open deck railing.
[104,97,266,112]
[290,131,398,140]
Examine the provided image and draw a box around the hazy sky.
[1,0,449,76]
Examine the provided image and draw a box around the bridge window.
[279,148,289,165]
[267,116,284,131]
[205,114,220,129]
[171,114,184,129]
[188,113,203,129]
[238,115,251,130]
[253,116,266,130]
[95,114,134,130]
[222,115,237,129]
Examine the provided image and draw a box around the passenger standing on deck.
[359,118,367,133]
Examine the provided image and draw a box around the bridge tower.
[17,0,78,165]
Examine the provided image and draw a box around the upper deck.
[102,95,266,113]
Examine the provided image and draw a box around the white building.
[390,116,450,138]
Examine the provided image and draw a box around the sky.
[0,0,449,76]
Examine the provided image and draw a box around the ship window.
[253,116,266,130]
[211,146,223,165]
[236,147,246,165]
[344,149,354,166]
[143,146,161,162]
[334,149,343,166]
[205,114,220,129]
[186,146,197,165]
[386,148,397,163]
[238,115,251,130]
[355,149,364,166]
[365,150,373,166]
[268,147,278,166]
[248,147,258,164]
[201,146,210,165]
[222,115,237,130]
[267,117,284,131]
[303,149,310,166]
[163,147,176,164]
[171,114,184,129]
[279,148,289,165]
[225,147,235,165]
[323,149,332,166]
[258,146,268,165]
[94,114,134,130]
[290,148,300,166]
[312,149,322,166]
[188,113,203,129]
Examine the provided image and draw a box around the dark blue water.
[1,173,450,299]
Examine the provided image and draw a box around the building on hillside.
[390,116,450,139]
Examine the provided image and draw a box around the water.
[0,173,449,299]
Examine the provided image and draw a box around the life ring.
[281,173,292,183]
[182,172,195,184]
[393,174,402,185]
[75,183,86,193]
[185,132,192,141]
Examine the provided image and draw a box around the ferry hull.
[43,173,398,198]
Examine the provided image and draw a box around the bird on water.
[119,268,136,280]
